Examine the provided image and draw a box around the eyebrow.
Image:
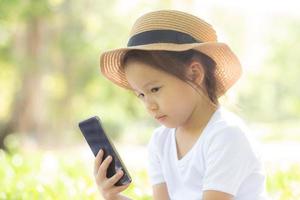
[133,80,160,92]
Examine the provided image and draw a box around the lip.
[155,115,167,121]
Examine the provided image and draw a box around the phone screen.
[78,116,131,186]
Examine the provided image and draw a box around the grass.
[0,148,152,200]
[1,150,300,200]
[1,131,300,200]
[266,164,300,200]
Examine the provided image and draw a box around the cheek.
[162,99,196,128]
[175,98,196,117]
[162,88,196,116]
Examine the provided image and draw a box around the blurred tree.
[0,0,163,149]
[0,0,53,149]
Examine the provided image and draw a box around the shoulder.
[205,107,260,157]
[207,107,249,140]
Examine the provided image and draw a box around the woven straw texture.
[100,10,242,97]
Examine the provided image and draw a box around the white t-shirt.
[147,106,268,200]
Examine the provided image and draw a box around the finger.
[111,183,130,194]
[94,149,103,176]
[106,169,124,187]
[97,155,113,180]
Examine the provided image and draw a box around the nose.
[144,97,158,112]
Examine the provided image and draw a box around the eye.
[151,87,161,93]
[137,93,144,98]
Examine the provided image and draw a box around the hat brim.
[100,42,242,97]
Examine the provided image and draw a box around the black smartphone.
[78,116,131,186]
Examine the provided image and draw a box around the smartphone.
[78,116,131,186]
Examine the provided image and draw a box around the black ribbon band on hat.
[127,29,200,46]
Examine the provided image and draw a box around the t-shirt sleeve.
[202,126,259,196]
[147,128,165,185]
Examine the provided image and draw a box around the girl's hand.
[94,149,131,200]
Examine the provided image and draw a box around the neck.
[177,95,218,136]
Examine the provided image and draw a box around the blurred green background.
[0,0,299,199]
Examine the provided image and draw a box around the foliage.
[266,164,300,200]
[0,146,151,200]
[1,148,300,200]
[237,16,300,122]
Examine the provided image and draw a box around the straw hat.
[100,10,242,97]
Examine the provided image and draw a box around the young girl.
[94,10,267,200]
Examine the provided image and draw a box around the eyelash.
[151,87,160,93]
[137,87,161,98]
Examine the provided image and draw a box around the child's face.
[124,59,202,128]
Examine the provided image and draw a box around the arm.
[203,190,234,200]
[153,183,170,200]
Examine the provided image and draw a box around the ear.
[186,61,205,85]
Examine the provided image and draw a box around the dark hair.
[122,49,218,105]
